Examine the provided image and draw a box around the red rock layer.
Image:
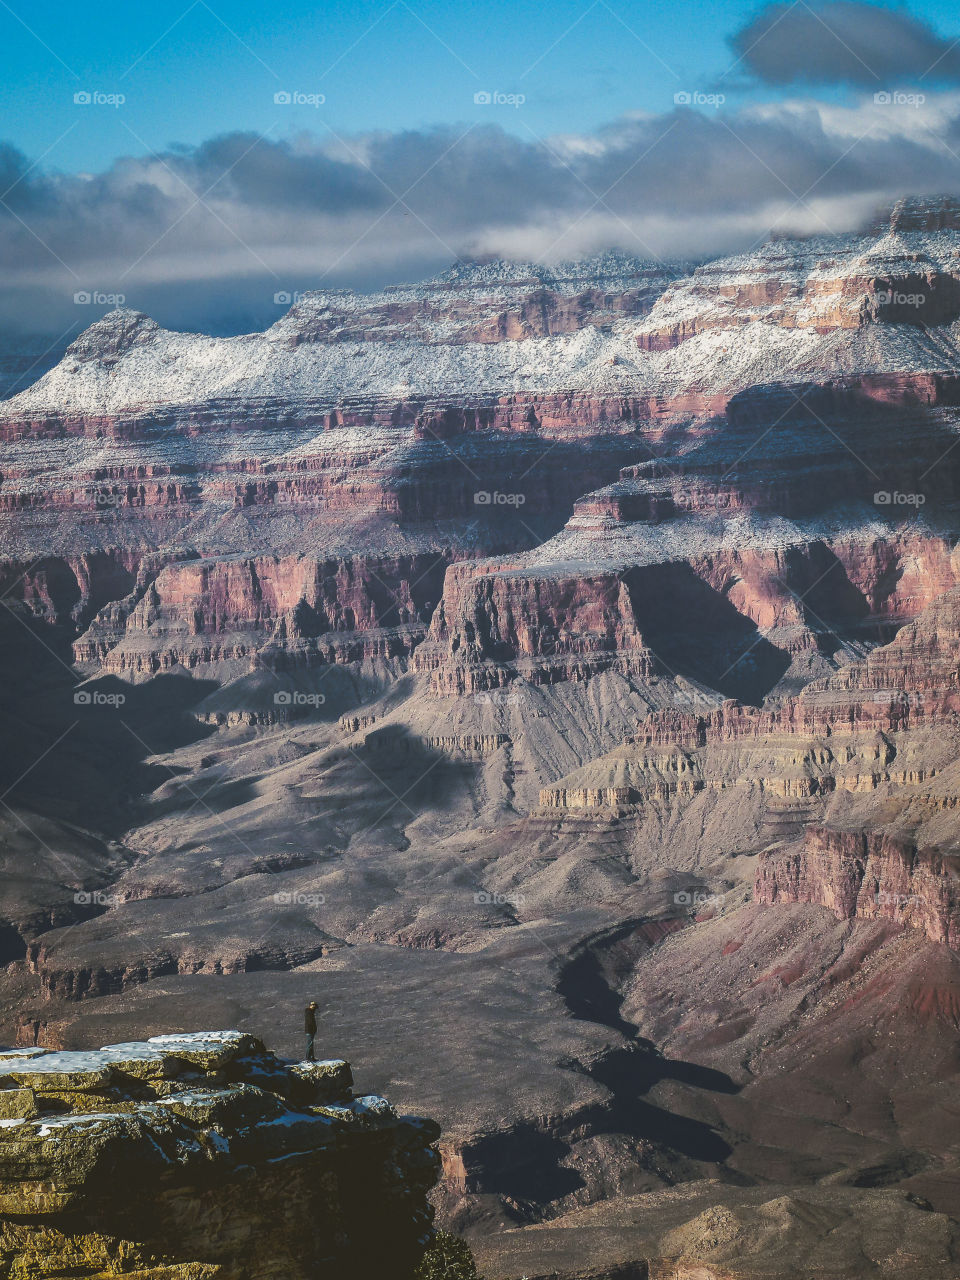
[413,560,659,695]
[80,553,451,676]
[417,539,959,699]
[756,825,960,950]
[280,281,662,346]
[9,374,960,445]
[0,389,733,444]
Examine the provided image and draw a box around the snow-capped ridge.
[874,194,960,235]
[67,308,163,364]
[6,211,960,420]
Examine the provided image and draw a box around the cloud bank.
[5,78,960,337]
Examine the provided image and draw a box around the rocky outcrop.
[756,825,960,950]
[532,582,960,889]
[428,733,511,756]
[533,722,918,823]
[795,585,960,730]
[25,906,346,999]
[538,785,638,810]
[635,199,960,351]
[0,1030,440,1279]
[473,1179,960,1280]
[878,194,960,234]
[416,533,960,703]
[414,560,660,695]
[272,262,670,346]
[84,553,447,678]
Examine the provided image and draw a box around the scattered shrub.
[414,1230,484,1280]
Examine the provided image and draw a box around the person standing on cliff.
[304,1000,318,1061]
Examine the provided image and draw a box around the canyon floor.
[2,205,960,1277]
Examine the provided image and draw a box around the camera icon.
[73,690,92,705]
[674,91,692,105]
[73,291,91,305]
[673,891,692,905]
[74,891,93,904]
[274,691,292,705]
[474,491,492,505]
[73,91,91,105]
[473,91,492,105]
[274,91,292,105]
[273,291,292,305]
[273,891,293,904]
[874,91,891,105]
[873,490,892,504]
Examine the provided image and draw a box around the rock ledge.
[0,1030,441,1279]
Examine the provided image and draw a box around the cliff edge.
[0,1030,440,1279]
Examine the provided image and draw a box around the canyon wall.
[756,825,960,949]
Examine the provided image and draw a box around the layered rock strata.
[756,825,960,949]
[535,585,960,950]
[0,1030,440,1279]
[4,211,960,693]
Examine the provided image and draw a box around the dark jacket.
[304,1006,318,1035]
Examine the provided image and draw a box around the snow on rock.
[6,209,960,423]
[0,1029,441,1280]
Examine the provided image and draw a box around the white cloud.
[1,88,960,333]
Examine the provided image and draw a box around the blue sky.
[3,0,960,171]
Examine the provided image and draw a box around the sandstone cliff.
[0,1030,440,1280]
[756,824,960,949]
